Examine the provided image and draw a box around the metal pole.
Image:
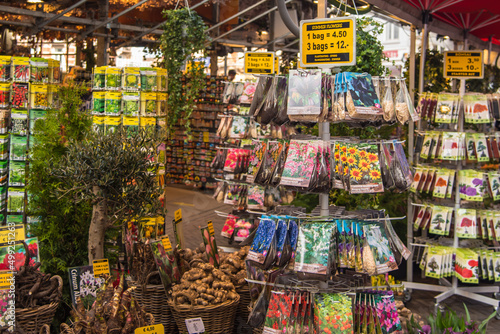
[407,24,416,284]
[418,20,429,94]
[33,0,88,33]
[317,0,329,218]
[488,35,493,65]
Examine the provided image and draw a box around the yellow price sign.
[300,17,356,67]
[203,131,210,143]
[174,208,182,222]
[207,221,215,236]
[92,259,110,278]
[244,52,275,74]
[0,272,13,289]
[134,324,164,334]
[444,51,483,79]
[274,56,279,75]
[161,236,173,252]
[0,224,25,246]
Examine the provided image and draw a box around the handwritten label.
[174,208,182,222]
[161,236,173,252]
[185,318,205,334]
[244,52,275,74]
[207,221,215,236]
[0,272,14,289]
[444,51,483,79]
[300,17,356,67]
[92,259,110,278]
[134,324,164,334]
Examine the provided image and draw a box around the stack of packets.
[416,92,499,124]
[420,245,500,283]
[413,203,500,239]
[411,166,500,203]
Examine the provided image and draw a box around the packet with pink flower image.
[280,140,317,190]
[238,81,257,105]
[233,218,255,242]
[200,225,220,268]
[221,214,238,238]
[247,217,277,268]
[247,185,266,210]
[246,140,267,183]
[374,291,402,334]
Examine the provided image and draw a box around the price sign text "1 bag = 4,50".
[300,17,356,67]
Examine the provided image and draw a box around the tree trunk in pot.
[89,185,107,263]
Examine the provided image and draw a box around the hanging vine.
[160,8,208,137]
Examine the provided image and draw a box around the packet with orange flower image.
[348,143,384,194]
[464,93,490,124]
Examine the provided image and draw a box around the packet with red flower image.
[247,140,267,183]
[238,81,257,105]
[200,225,220,268]
[221,214,238,238]
[247,185,266,211]
[455,208,477,238]
[0,237,39,271]
[313,293,353,334]
[263,290,285,334]
[280,140,318,190]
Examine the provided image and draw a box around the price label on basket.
[300,17,356,67]
[161,235,173,252]
[185,318,205,334]
[244,52,275,74]
[175,208,182,222]
[92,259,110,278]
[134,324,164,334]
[444,51,484,79]
[207,221,215,236]
[0,224,25,246]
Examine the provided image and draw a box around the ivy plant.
[404,49,451,93]
[160,8,208,137]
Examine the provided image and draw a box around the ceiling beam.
[32,0,88,34]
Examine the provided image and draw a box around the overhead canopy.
[403,0,500,45]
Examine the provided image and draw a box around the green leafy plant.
[404,49,451,93]
[407,303,496,334]
[467,64,500,93]
[160,8,208,137]
[50,127,164,263]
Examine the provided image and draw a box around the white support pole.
[489,36,493,65]
[418,21,429,95]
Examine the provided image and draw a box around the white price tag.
[185,318,205,334]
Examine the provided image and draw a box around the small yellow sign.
[134,324,165,334]
[300,17,356,67]
[0,272,14,289]
[207,221,215,236]
[0,224,25,246]
[161,236,173,252]
[174,208,182,222]
[244,52,275,74]
[203,131,210,143]
[444,51,483,79]
[92,259,110,278]
[274,57,279,75]
[140,117,156,127]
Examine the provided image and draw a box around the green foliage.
[160,8,208,137]
[466,64,500,93]
[427,304,496,334]
[341,17,389,76]
[28,83,93,328]
[404,49,451,93]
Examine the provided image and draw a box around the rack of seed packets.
[0,55,61,229]
[407,87,500,307]
[241,207,408,332]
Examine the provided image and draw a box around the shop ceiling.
[0,0,499,54]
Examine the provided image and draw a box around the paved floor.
[163,185,500,333]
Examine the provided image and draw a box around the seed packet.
[247,216,277,268]
[438,132,462,161]
[122,92,140,116]
[455,248,479,283]
[419,132,434,160]
[455,208,477,238]
[487,172,500,201]
[287,69,322,122]
[104,91,121,115]
[410,166,422,193]
[0,56,10,82]
[92,91,105,114]
[435,93,457,123]
[494,253,500,282]
[121,67,140,90]
[422,168,436,193]
[9,135,27,161]
[10,109,28,136]
[348,143,384,194]
[247,184,266,210]
[105,115,121,134]
[224,184,245,205]
[140,67,157,91]
[29,57,48,83]
[464,93,490,124]
[432,168,450,198]
[156,68,167,92]
[229,116,249,139]
[249,76,273,117]
[233,218,255,242]
[384,217,411,260]
[8,161,25,187]
[263,291,286,333]
[294,222,336,280]
[157,92,167,116]
[314,293,353,334]
[221,214,238,238]
[363,223,398,274]
[270,141,289,187]
[280,140,317,190]
[343,72,382,120]
[465,133,477,161]
[0,83,9,108]
[123,116,139,137]
[246,140,267,183]
[150,238,181,290]
[7,187,24,213]
[92,66,106,89]
[274,218,291,267]
[104,67,122,90]
[11,83,28,109]
[272,77,289,126]
[254,140,284,185]
[474,133,490,162]
[238,81,257,104]
[392,141,412,191]
[459,170,486,201]
[256,76,279,125]
[12,57,29,82]
[140,92,157,116]
[429,205,451,235]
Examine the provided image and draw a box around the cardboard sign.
[0,272,14,289]
[174,208,182,222]
[444,51,483,79]
[207,221,215,236]
[92,259,110,278]
[134,324,165,334]
[244,52,275,74]
[300,17,356,67]
[0,224,25,246]
[161,236,173,252]
[185,318,205,334]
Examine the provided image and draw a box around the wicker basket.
[234,286,253,334]
[168,295,240,334]
[16,275,62,334]
[131,280,178,334]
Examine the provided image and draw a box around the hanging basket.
[168,295,240,334]
[16,275,62,334]
[131,273,178,334]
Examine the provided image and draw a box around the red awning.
[403,0,500,45]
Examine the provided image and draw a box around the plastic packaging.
[105,91,122,115]
[287,70,322,122]
[122,67,140,90]
[30,58,49,83]
[256,76,279,125]
[249,76,273,117]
